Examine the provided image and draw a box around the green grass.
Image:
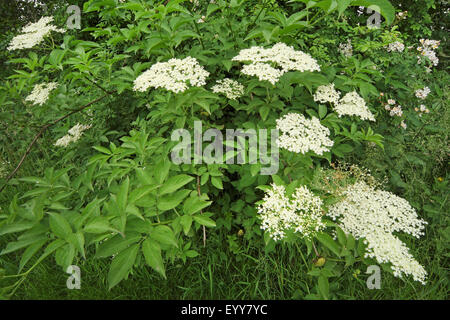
[1,222,447,300]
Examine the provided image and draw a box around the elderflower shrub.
[327,181,428,284]
[232,42,320,84]
[211,78,244,100]
[25,82,58,105]
[257,184,325,241]
[133,57,210,93]
[276,113,334,155]
[335,91,376,122]
[7,16,64,51]
[54,123,92,147]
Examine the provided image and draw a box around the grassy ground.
[1,221,448,300]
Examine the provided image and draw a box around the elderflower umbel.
[385,41,405,53]
[334,91,376,121]
[133,57,210,93]
[232,43,320,84]
[7,16,64,51]
[327,181,428,284]
[54,123,92,147]
[276,113,334,155]
[211,78,244,100]
[415,87,431,100]
[258,184,325,241]
[417,39,440,67]
[25,82,58,105]
[313,83,340,105]
[338,39,353,57]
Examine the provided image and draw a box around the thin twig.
[197,175,206,247]
[0,93,111,193]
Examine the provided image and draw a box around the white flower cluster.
[258,184,325,241]
[25,82,58,105]
[232,43,320,85]
[385,104,403,117]
[133,57,210,93]
[276,113,334,155]
[417,39,440,67]
[313,83,340,105]
[415,104,430,117]
[211,78,244,100]
[7,16,64,51]
[327,181,428,284]
[338,39,353,57]
[54,123,92,147]
[400,120,407,130]
[334,91,376,121]
[385,41,405,53]
[415,87,431,100]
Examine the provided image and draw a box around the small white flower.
[415,87,431,100]
[334,91,376,121]
[25,82,58,105]
[328,181,428,284]
[258,184,325,241]
[232,42,320,84]
[54,123,92,147]
[211,78,244,100]
[276,113,334,155]
[313,83,340,105]
[7,16,64,51]
[133,57,209,93]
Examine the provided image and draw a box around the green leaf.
[49,213,72,239]
[210,176,223,189]
[159,174,194,196]
[318,104,327,119]
[95,233,140,258]
[142,239,166,278]
[128,185,158,204]
[117,177,130,211]
[108,244,139,289]
[0,222,35,236]
[18,239,47,272]
[154,159,171,184]
[67,232,86,259]
[0,234,47,255]
[183,197,212,215]
[193,215,216,228]
[84,217,114,234]
[318,276,329,299]
[316,233,341,257]
[180,215,193,235]
[150,225,178,248]
[157,189,191,211]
